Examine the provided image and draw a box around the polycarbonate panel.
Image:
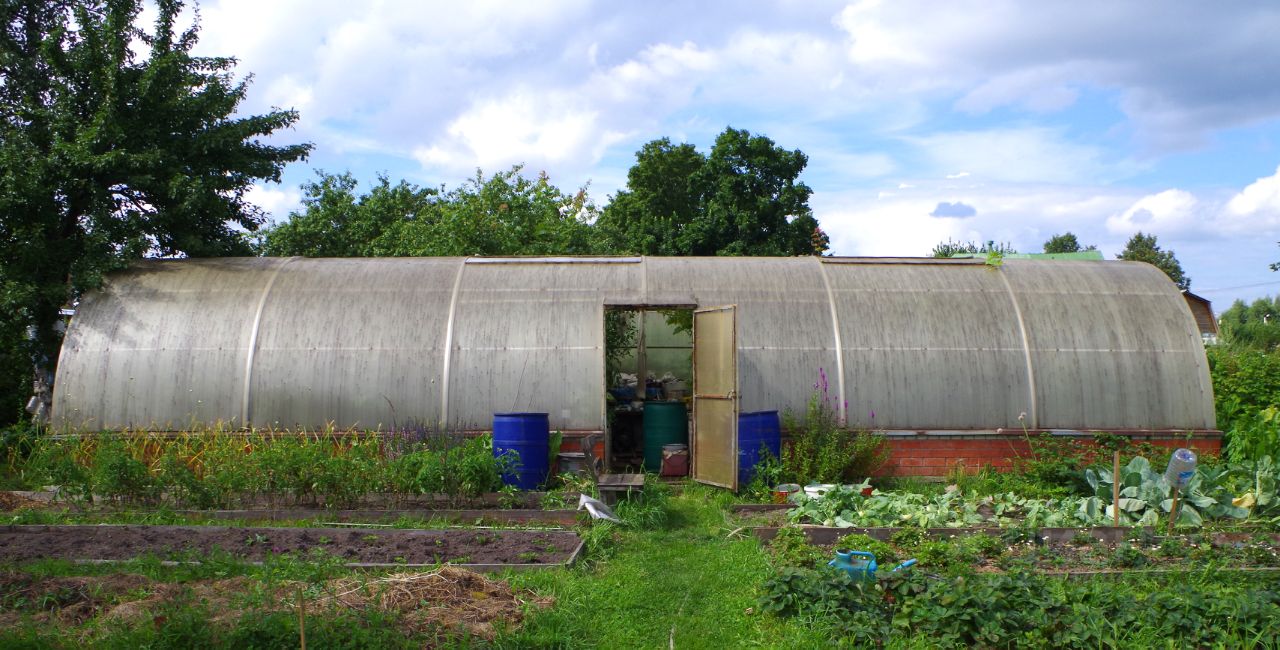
[53,256,1216,435]
[694,305,737,489]
[694,398,737,489]
[52,258,278,429]
[694,307,736,397]
[447,261,641,431]
[823,262,1031,429]
[648,257,833,414]
[1002,260,1214,430]
[249,257,460,429]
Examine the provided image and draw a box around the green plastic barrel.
[643,401,688,472]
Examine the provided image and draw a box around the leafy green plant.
[914,539,976,574]
[1080,456,1251,527]
[1109,543,1148,568]
[1208,346,1280,462]
[760,565,1280,648]
[769,526,827,569]
[888,527,928,552]
[16,426,524,509]
[1157,537,1190,558]
[955,533,1005,560]
[781,369,888,484]
[88,438,156,504]
[834,533,898,565]
[743,448,785,502]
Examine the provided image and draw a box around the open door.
[692,305,738,489]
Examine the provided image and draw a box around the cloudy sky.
[180,0,1280,309]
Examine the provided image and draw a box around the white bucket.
[803,483,836,499]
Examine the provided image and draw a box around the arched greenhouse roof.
[51,256,1215,433]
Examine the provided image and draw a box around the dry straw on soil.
[316,567,554,639]
[0,568,550,642]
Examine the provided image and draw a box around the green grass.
[498,484,835,648]
[5,480,1280,648]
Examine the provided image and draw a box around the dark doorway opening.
[603,307,694,472]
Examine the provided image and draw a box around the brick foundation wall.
[556,430,1224,479]
[878,432,1223,477]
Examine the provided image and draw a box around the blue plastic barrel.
[738,410,781,488]
[492,413,550,490]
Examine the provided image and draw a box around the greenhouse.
[50,256,1217,486]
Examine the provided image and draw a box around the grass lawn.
[502,483,834,648]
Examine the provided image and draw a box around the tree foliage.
[1041,232,1096,254]
[258,166,599,257]
[597,127,828,256]
[1116,232,1189,290]
[1218,297,1280,351]
[0,0,311,421]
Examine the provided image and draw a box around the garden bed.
[761,524,1280,574]
[0,525,582,570]
[753,525,1141,545]
[172,507,581,526]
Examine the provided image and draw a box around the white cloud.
[419,92,603,169]
[247,184,303,223]
[830,1,1280,147]
[1104,167,1280,239]
[1227,165,1280,218]
[1105,189,1201,235]
[955,65,1080,114]
[907,128,1120,184]
[813,182,1140,258]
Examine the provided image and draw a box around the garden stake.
[298,585,307,650]
[1112,451,1120,527]
[1167,487,1180,536]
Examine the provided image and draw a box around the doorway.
[603,306,694,472]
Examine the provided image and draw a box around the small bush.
[781,370,888,484]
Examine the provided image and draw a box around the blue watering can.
[828,549,917,581]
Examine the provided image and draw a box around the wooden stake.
[1112,451,1120,527]
[297,585,307,650]
[1168,488,1180,536]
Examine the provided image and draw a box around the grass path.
[501,485,831,649]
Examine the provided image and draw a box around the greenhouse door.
[692,305,738,490]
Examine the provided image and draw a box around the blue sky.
[177,0,1280,310]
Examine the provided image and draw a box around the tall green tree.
[1116,232,1189,290]
[1218,297,1280,351]
[0,0,311,421]
[259,166,599,257]
[1042,232,1096,254]
[598,127,828,256]
[257,172,439,257]
[596,138,704,256]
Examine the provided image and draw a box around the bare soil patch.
[0,568,547,641]
[0,525,580,566]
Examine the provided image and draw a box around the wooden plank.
[753,526,1146,545]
